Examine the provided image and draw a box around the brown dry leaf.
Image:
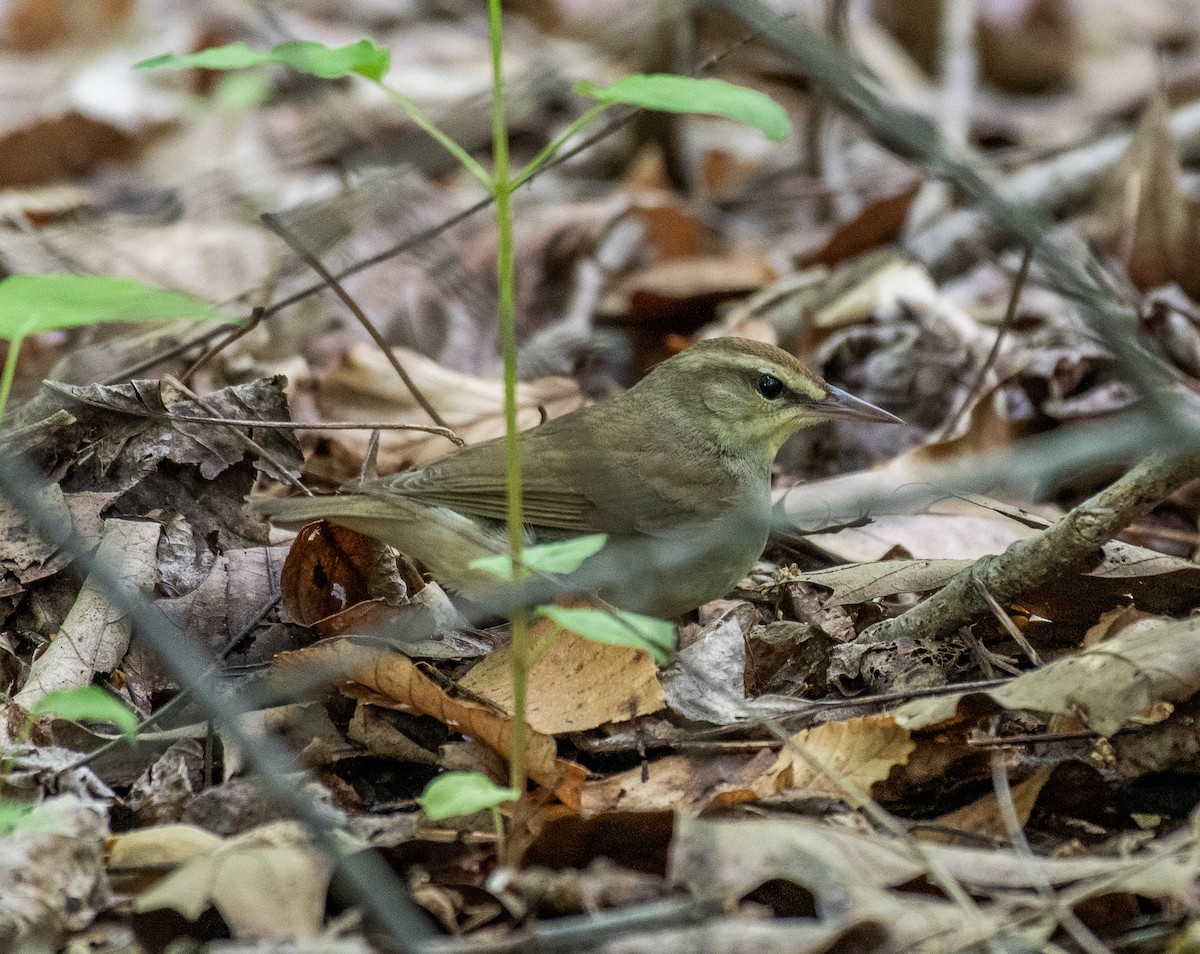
[597,254,775,321]
[278,522,379,626]
[459,620,666,734]
[580,750,773,816]
[272,638,575,799]
[752,715,915,803]
[919,769,1052,845]
[1089,94,1200,298]
[808,185,920,268]
[314,344,586,471]
[893,614,1200,736]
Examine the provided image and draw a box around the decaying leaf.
[893,614,1200,736]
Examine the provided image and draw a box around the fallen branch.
[857,449,1200,645]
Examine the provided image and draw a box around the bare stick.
[859,449,1200,644]
[260,212,453,433]
[934,247,1032,441]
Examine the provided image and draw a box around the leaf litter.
[6,0,1200,951]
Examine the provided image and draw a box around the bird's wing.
[370,419,634,534]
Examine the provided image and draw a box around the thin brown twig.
[150,413,464,445]
[259,211,453,434]
[179,305,266,386]
[973,576,1044,666]
[936,246,1032,441]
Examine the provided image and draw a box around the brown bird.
[254,337,901,616]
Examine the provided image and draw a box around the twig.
[259,212,453,433]
[973,576,1044,667]
[858,449,1200,644]
[149,413,462,444]
[179,305,266,386]
[412,897,711,954]
[934,247,1032,441]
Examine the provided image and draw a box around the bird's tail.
[250,492,507,595]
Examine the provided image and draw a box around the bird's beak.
[816,385,905,425]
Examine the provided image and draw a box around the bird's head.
[637,337,902,466]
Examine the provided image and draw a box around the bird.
[254,337,902,617]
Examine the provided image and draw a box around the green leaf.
[470,533,608,582]
[0,275,234,342]
[420,772,518,821]
[30,686,139,741]
[536,605,675,664]
[0,800,35,835]
[576,74,791,142]
[136,39,390,82]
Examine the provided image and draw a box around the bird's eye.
[756,373,785,400]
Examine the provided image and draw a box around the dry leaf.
[894,614,1200,736]
[920,769,1052,845]
[460,621,666,734]
[580,750,773,816]
[754,715,915,803]
[1090,94,1200,299]
[14,519,159,708]
[314,344,586,471]
[783,559,974,606]
[133,822,331,939]
[273,638,580,801]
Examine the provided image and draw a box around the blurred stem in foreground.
[485,0,531,806]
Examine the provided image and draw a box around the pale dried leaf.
[782,559,973,605]
[108,824,224,869]
[314,344,586,469]
[14,519,160,708]
[893,614,1200,735]
[460,621,665,734]
[755,715,915,802]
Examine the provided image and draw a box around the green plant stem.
[377,83,494,190]
[512,102,612,188]
[486,0,530,801]
[490,805,507,859]
[0,336,22,422]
